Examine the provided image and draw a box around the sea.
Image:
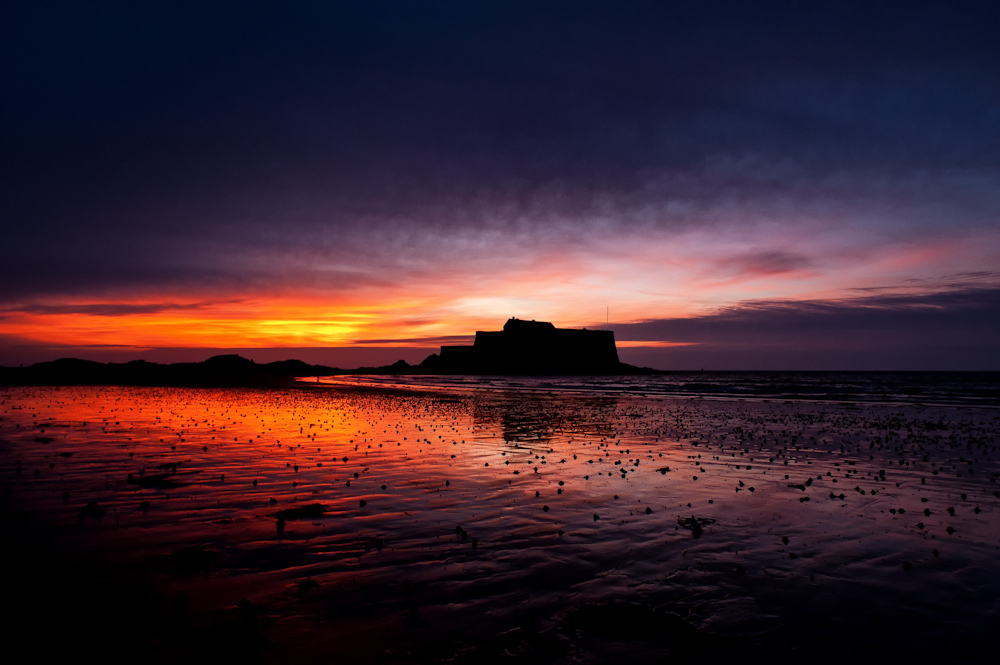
[326,370,1000,407]
[2,372,999,663]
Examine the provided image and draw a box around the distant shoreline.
[0,353,661,387]
[4,359,998,410]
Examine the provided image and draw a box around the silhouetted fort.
[419,317,632,375]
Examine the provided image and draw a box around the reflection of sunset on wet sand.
[4,384,999,662]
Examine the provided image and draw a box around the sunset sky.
[2,2,998,369]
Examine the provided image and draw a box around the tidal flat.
[2,383,999,664]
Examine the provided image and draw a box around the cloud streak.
[615,286,1000,370]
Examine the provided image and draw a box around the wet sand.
[2,384,999,663]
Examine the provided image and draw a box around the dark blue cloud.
[616,286,1000,370]
[2,2,999,305]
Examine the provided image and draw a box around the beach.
[2,380,999,663]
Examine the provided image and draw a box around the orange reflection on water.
[3,384,999,662]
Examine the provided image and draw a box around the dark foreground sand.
[2,384,999,664]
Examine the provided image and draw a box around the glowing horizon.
[2,225,993,357]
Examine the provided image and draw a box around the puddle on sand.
[2,385,999,663]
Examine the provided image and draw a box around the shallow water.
[2,383,999,663]
[329,371,1000,408]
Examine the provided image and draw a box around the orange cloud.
[615,341,698,348]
